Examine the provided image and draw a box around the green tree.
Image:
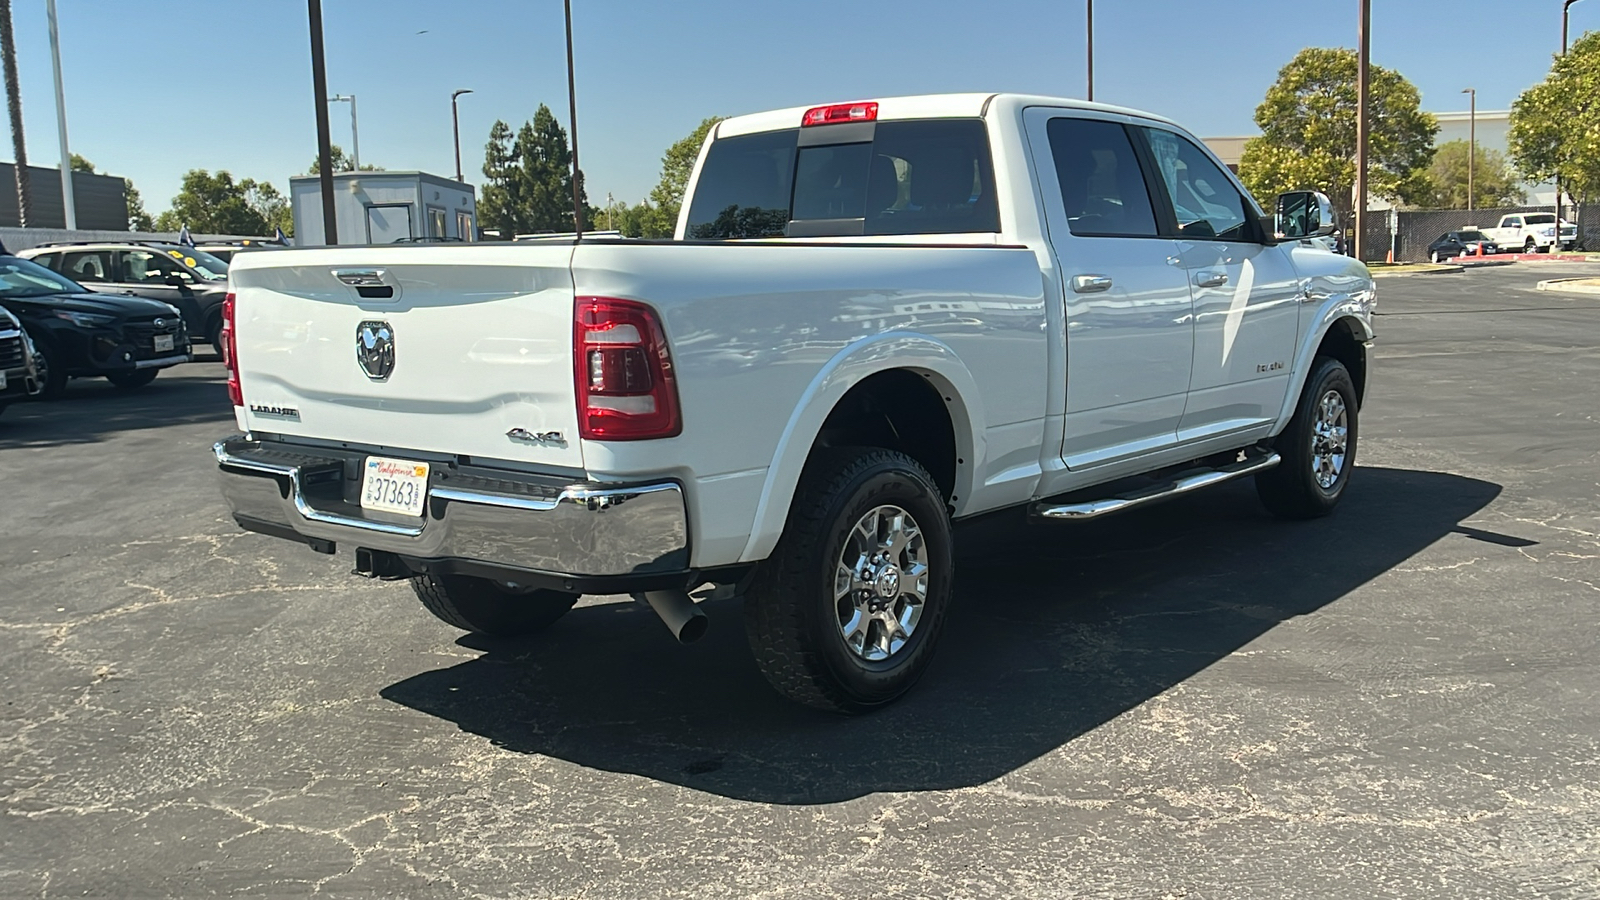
[637,117,723,237]
[1509,31,1600,203]
[1420,140,1524,209]
[478,119,522,237]
[152,170,287,235]
[306,144,381,174]
[1239,47,1437,226]
[124,180,153,231]
[69,152,94,173]
[477,105,590,236]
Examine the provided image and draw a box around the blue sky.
[7,0,1593,218]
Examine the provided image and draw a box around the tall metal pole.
[46,0,74,229]
[0,0,32,227]
[308,0,337,244]
[1560,0,1582,232]
[1463,88,1475,211]
[451,89,472,182]
[1086,0,1094,102]
[348,94,359,171]
[564,0,583,239]
[1354,0,1371,263]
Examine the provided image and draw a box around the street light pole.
[1462,88,1475,211]
[451,89,472,182]
[1086,0,1094,102]
[307,0,337,244]
[46,0,74,229]
[329,94,359,170]
[1354,0,1371,262]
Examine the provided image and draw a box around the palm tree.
[0,0,31,227]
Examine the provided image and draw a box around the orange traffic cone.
[1386,248,1395,264]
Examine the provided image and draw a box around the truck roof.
[715,92,1182,138]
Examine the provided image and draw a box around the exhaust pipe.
[633,589,708,643]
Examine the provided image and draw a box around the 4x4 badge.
[356,320,395,380]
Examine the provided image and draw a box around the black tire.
[1525,237,1538,254]
[28,334,67,400]
[1256,356,1359,519]
[205,316,223,356]
[410,572,578,638]
[744,448,954,713]
[105,369,158,389]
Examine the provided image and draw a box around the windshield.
[1524,214,1556,225]
[0,256,85,298]
[1459,231,1488,241]
[160,247,230,281]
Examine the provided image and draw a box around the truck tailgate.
[227,245,583,470]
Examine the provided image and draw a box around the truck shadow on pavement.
[381,466,1502,805]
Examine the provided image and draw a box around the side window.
[31,252,59,270]
[1505,217,1522,228]
[60,250,115,283]
[1142,128,1252,241]
[1045,117,1159,238]
[121,250,189,285]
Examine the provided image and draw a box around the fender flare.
[1274,301,1375,430]
[737,332,985,563]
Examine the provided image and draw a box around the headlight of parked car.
[52,310,117,328]
[1542,227,1557,237]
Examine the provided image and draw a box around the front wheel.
[27,334,67,400]
[410,572,578,638]
[106,369,158,389]
[744,448,954,713]
[1525,238,1539,254]
[1256,356,1359,519]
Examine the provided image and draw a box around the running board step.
[1030,451,1281,522]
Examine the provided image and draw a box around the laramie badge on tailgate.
[356,320,395,380]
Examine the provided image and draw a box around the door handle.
[1072,274,1114,294]
[1195,271,1229,288]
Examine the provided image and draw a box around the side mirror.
[164,274,189,288]
[1274,190,1337,241]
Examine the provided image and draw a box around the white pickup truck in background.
[216,93,1375,712]
[1480,212,1578,254]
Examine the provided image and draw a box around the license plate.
[360,456,430,517]
[154,334,174,353]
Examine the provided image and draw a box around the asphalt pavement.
[2,263,1599,898]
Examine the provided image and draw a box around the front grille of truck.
[0,334,23,370]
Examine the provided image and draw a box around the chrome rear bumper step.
[1030,451,1281,522]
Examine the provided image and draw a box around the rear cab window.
[684,118,1000,240]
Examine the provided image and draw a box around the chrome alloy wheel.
[1311,389,1350,490]
[834,505,929,662]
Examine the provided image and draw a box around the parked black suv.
[18,242,230,350]
[0,255,192,398]
[0,305,41,417]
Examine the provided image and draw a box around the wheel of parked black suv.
[27,333,67,400]
[1256,356,1358,519]
[105,369,158,389]
[205,315,223,357]
[744,448,954,713]
[410,572,579,637]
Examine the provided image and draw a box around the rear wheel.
[744,448,953,713]
[1256,356,1358,519]
[105,369,158,389]
[410,572,579,638]
[1430,250,1443,263]
[205,316,223,356]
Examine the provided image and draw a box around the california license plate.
[154,334,174,353]
[360,456,430,517]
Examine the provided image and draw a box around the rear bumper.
[214,436,693,594]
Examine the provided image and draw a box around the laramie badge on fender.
[356,321,395,380]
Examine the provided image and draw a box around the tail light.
[221,292,242,407]
[574,297,681,440]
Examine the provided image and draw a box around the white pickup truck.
[1481,212,1578,254]
[216,93,1375,711]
